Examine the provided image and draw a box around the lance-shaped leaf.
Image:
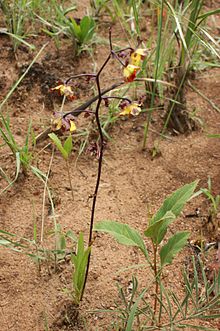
[144,181,198,244]
[94,220,148,258]
[63,134,73,156]
[49,133,68,159]
[49,133,73,160]
[160,231,190,267]
[71,232,91,304]
[151,181,198,225]
[144,211,176,244]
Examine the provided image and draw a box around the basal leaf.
[80,16,95,42]
[94,220,148,258]
[70,18,81,40]
[71,232,91,304]
[160,231,190,267]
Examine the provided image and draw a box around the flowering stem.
[63,82,124,119]
[66,159,74,200]
[80,53,112,301]
[102,96,132,103]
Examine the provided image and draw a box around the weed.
[90,0,113,19]
[94,181,220,328]
[201,177,220,234]
[69,16,96,53]
[0,115,33,181]
[36,3,95,55]
[0,0,35,52]
[49,132,74,199]
[164,0,220,134]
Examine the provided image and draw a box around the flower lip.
[52,112,77,132]
[123,64,140,83]
[51,83,76,101]
[119,102,142,116]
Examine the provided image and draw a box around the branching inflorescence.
[49,29,147,302]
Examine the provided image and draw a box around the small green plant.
[0,0,35,52]
[71,232,91,305]
[0,225,77,271]
[90,0,113,19]
[70,16,96,52]
[109,258,220,330]
[37,4,95,55]
[93,180,219,328]
[164,0,220,134]
[201,177,220,229]
[48,132,74,199]
[0,115,33,183]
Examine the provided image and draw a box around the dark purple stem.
[111,51,126,67]
[102,96,132,103]
[80,53,112,301]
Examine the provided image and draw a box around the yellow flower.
[119,102,142,116]
[130,48,147,67]
[52,113,77,132]
[69,120,76,132]
[51,84,76,101]
[123,64,140,82]
[52,117,63,131]
[123,48,147,82]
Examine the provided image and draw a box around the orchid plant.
[49,29,147,304]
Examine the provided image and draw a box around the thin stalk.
[102,96,132,103]
[188,80,220,113]
[63,81,124,119]
[80,53,112,301]
[152,241,159,323]
[66,159,74,200]
[40,147,54,242]
[142,0,164,150]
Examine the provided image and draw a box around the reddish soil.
[0,2,220,331]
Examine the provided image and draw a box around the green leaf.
[80,16,95,43]
[144,211,176,244]
[208,134,220,138]
[63,134,73,157]
[48,133,68,159]
[58,235,66,250]
[152,181,198,224]
[160,231,190,267]
[125,288,148,331]
[198,8,220,24]
[144,181,198,244]
[0,229,15,236]
[65,230,77,242]
[94,220,148,258]
[71,233,91,304]
[70,18,81,41]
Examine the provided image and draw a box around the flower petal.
[123,64,140,82]
[51,84,76,100]
[52,118,63,130]
[119,102,142,116]
[70,120,77,132]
